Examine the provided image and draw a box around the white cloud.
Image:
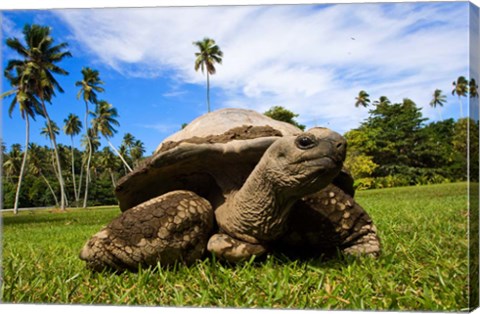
[136,122,180,135]
[1,14,23,39]
[55,3,471,133]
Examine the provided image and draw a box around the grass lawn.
[0,182,471,310]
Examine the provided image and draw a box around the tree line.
[348,82,478,189]
[1,24,147,213]
[2,133,145,209]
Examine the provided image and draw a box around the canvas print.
[0,1,479,312]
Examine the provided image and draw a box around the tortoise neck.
[215,158,294,243]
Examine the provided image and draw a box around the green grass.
[0,183,470,310]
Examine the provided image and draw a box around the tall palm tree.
[63,113,82,205]
[430,89,447,120]
[452,76,469,118]
[5,24,72,210]
[76,67,105,208]
[79,128,100,206]
[354,90,371,108]
[91,100,133,172]
[1,68,42,214]
[193,37,223,113]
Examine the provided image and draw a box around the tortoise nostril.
[336,142,344,149]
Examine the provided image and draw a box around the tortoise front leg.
[79,190,214,272]
[277,184,381,258]
[207,233,267,263]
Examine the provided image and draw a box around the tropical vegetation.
[346,93,478,189]
[1,24,145,211]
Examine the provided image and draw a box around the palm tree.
[130,139,146,167]
[354,90,371,108]
[98,147,118,187]
[40,121,62,189]
[430,89,447,120]
[5,24,72,210]
[193,37,224,113]
[28,143,59,207]
[122,133,135,151]
[40,120,60,139]
[373,96,391,107]
[63,114,82,205]
[121,132,135,165]
[91,100,133,172]
[469,78,478,98]
[3,144,22,184]
[76,67,105,208]
[452,76,469,118]
[118,143,130,175]
[79,128,100,206]
[1,68,42,214]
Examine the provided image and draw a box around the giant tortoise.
[80,108,380,271]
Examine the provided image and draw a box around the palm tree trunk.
[458,96,463,118]
[83,101,92,208]
[109,169,116,188]
[41,172,59,207]
[70,136,79,204]
[13,115,30,215]
[83,147,92,208]
[107,140,133,172]
[206,72,210,113]
[77,156,85,207]
[41,101,67,210]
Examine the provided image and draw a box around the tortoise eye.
[295,135,317,149]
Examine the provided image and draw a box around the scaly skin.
[79,191,214,272]
[275,184,381,258]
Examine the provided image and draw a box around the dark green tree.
[28,143,59,206]
[3,144,22,183]
[263,106,306,131]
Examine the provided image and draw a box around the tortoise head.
[214,127,347,243]
[261,127,346,197]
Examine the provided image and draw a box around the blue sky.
[1,1,477,155]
